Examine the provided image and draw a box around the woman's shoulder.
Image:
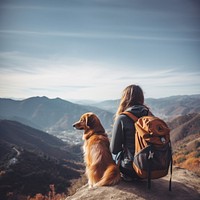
[125,105,150,117]
[114,113,131,124]
[116,113,128,120]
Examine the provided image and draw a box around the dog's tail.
[95,164,121,186]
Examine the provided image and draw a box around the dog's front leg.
[88,179,93,188]
[86,167,93,188]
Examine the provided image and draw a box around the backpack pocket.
[133,143,172,179]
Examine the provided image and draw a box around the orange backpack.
[122,111,173,190]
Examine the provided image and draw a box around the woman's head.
[115,84,144,118]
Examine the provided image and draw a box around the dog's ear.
[84,115,90,129]
[87,114,105,133]
[86,114,96,129]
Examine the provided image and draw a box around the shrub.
[176,156,186,164]
[194,151,200,158]
[67,175,87,196]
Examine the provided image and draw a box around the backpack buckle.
[148,150,154,159]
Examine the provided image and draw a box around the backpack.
[122,111,173,190]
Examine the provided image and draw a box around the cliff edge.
[65,167,200,200]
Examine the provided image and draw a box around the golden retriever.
[73,112,121,188]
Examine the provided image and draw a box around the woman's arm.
[110,116,124,155]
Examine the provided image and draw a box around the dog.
[73,112,121,188]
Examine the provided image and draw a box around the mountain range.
[0,96,114,132]
[0,94,199,199]
[92,94,200,120]
[0,94,200,132]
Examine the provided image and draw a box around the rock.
[65,167,200,200]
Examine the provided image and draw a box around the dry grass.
[173,134,200,176]
[27,185,67,200]
[25,175,88,200]
[67,174,87,196]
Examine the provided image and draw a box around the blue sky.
[0,0,200,101]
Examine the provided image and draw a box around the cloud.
[1,30,200,42]
[0,52,115,99]
[0,51,199,100]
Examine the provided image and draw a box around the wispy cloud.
[0,51,199,100]
[1,30,200,42]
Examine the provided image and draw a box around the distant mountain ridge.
[0,96,114,132]
[0,95,199,133]
[92,94,200,120]
[145,94,200,119]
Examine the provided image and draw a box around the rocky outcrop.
[66,167,200,200]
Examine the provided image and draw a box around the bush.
[67,175,87,196]
[177,156,186,164]
[194,151,200,158]
[27,184,67,200]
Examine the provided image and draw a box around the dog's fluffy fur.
[73,112,121,188]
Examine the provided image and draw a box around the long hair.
[114,84,144,120]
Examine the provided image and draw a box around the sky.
[0,0,200,101]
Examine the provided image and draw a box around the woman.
[110,84,153,181]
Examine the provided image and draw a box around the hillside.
[146,95,200,119]
[0,97,114,131]
[167,113,200,176]
[0,120,84,200]
[0,144,84,200]
[172,133,200,176]
[168,113,200,143]
[0,120,80,160]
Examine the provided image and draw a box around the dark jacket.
[110,105,149,156]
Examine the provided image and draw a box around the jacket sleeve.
[110,116,124,155]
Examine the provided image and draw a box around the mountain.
[1,95,200,199]
[0,95,199,133]
[0,120,84,199]
[0,120,80,160]
[145,94,200,119]
[92,94,200,120]
[91,99,120,113]
[0,96,114,132]
[168,113,200,143]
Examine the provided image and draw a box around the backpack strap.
[169,144,173,191]
[122,111,138,122]
[123,111,152,190]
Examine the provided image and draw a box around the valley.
[48,130,83,145]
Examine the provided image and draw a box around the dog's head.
[73,112,105,139]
